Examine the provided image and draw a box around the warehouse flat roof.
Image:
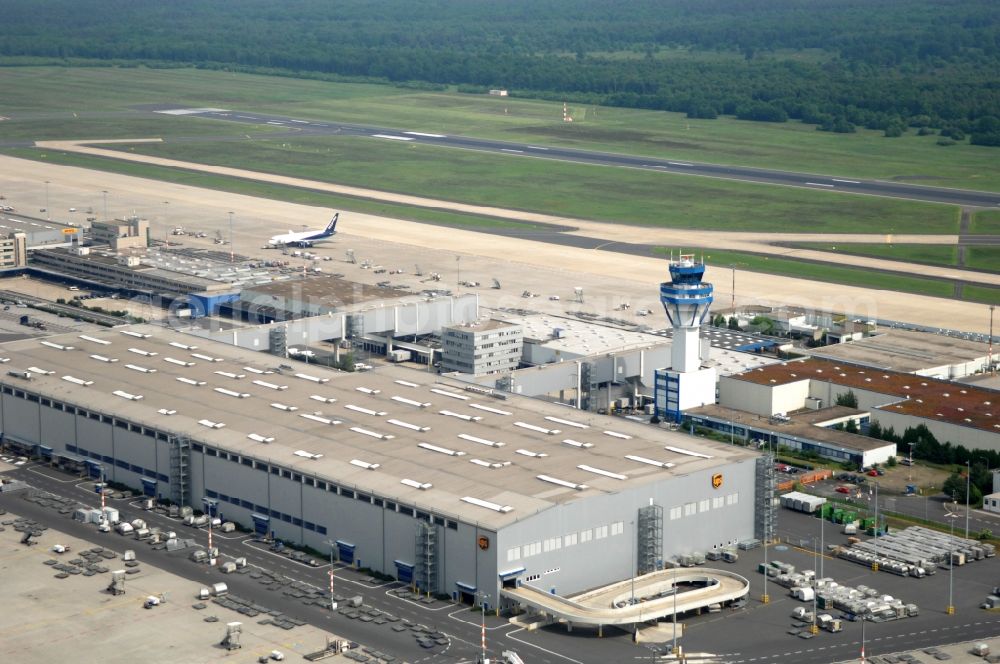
[807,329,989,374]
[501,314,666,355]
[35,247,223,290]
[688,404,892,453]
[728,358,1000,436]
[0,214,74,236]
[243,276,412,308]
[0,326,754,529]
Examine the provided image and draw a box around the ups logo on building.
[712,473,723,489]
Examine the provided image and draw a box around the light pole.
[456,255,461,291]
[946,508,958,615]
[44,181,50,220]
[478,591,490,664]
[810,536,819,634]
[630,520,636,606]
[228,211,234,263]
[102,190,108,221]
[908,442,915,483]
[325,539,339,611]
[672,564,678,655]
[202,497,217,566]
[965,460,971,540]
[872,480,880,571]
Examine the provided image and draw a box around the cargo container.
[211,582,229,596]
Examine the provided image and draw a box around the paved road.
[0,463,641,664]
[154,107,1000,208]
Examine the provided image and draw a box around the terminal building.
[0,326,762,609]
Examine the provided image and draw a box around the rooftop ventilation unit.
[300,413,341,425]
[90,354,118,363]
[515,421,560,435]
[253,380,287,390]
[395,380,420,388]
[562,439,593,449]
[197,419,225,428]
[0,358,9,363]
[294,450,323,460]
[625,454,675,469]
[121,330,150,339]
[214,388,250,398]
[270,403,298,412]
[27,366,54,375]
[430,388,468,400]
[295,373,328,384]
[458,433,504,447]
[41,341,74,351]
[176,377,205,386]
[125,364,156,374]
[356,387,381,395]
[537,474,587,491]
[113,390,143,401]
[440,410,482,422]
[79,335,111,346]
[350,459,380,470]
[243,366,268,374]
[62,375,93,386]
[577,464,627,480]
[127,348,157,357]
[545,416,588,429]
[603,430,632,440]
[387,419,430,432]
[247,433,274,443]
[392,396,430,408]
[214,371,245,379]
[164,357,195,367]
[418,442,464,456]
[309,395,337,404]
[470,459,510,469]
[346,404,388,416]
[400,478,432,490]
[191,353,223,363]
[157,408,177,416]
[461,496,513,513]
[469,404,512,416]
[350,426,394,440]
[169,341,198,350]
[516,449,548,458]
[663,445,713,459]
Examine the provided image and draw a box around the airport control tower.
[655,253,717,421]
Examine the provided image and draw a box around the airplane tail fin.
[324,213,339,235]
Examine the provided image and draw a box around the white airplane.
[267,213,339,248]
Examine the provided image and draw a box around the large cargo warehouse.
[0,326,760,609]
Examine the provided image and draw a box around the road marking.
[504,627,584,664]
[526,146,549,150]
[833,178,861,184]
[236,115,256,119]
[266,121,286,125]
[404,131,446,138]
[668,161,693,167]
[290,120,309,124]
[501,148,524,154]
[384,587,453,612]
[27,466,79,483]
[371,134,414,141]
[446,607,509,629]
[805,182,835,187]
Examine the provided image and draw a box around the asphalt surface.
[0,462,648,664]
[148,106,1000,209]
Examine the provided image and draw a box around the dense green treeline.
[2,0,999,140]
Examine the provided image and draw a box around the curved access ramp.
[501,567,749,627]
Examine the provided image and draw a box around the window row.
[65,444,168,483]
[668,493,739,521]
[507,520,625,562]
[1,386,170,440]
[204,488,329,535]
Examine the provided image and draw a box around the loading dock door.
[140,477,157,497]
[39,445,53,461]
[394,560,414,584]
[456,581,477,605]
[86,460,103,479]
[336,540,355,565]
[498,566,525,589]
[251,513,270,536]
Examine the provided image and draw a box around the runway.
[153,106,1000,208]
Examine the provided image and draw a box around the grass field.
[966,247,1000,273]
[89,135,958,234]
[2,147,544,232]
[2,66,999,192]
[961,284,1000,305]
[792,243,959,267]
[972,210,1000,234]
[654,247,960,300]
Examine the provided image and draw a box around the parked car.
[836,486,851,494]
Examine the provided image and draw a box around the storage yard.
[0,508,354,663]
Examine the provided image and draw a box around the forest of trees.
[3,0,999,143]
